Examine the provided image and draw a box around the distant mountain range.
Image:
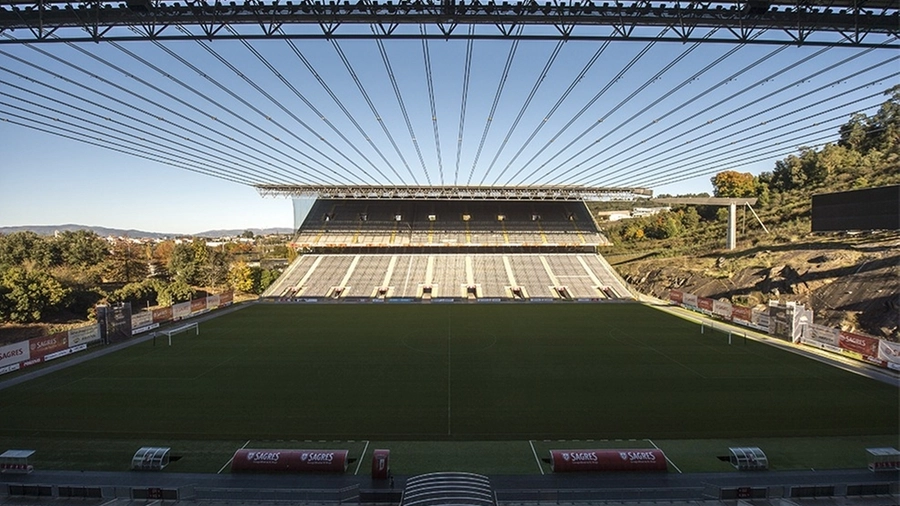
[0,224,294,239]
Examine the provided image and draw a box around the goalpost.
[156,322,199,346]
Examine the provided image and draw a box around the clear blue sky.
[1,28,895,234]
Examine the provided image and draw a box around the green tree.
[103,240,149,283]
[227,261,254,293]
[52,230,109,267]
[0,267,70,322]
[157,279,195,307]
[0,231,55,268]
[711,170,757,198]
[169,242,199,285]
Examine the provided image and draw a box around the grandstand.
[263,186,637,302]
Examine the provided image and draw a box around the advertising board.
[668,290,683,304]
[219,291,234,305]
[0,341,30,369]
[172,302,191,320]
[839,331,879,357]
[682,293,698,308]
[549,449,667,472]
[131,311,154,334]
[731,305,752,323]
[152,306,173,324]
[713,299,733,319]
[206,294,220,309]
[878,340,900,371]
[28,333,69,360]
[190,298,207,313]
[230,449,349,473]
[68,324,101,347]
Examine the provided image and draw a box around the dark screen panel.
[811,185,900,232]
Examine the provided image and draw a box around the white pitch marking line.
[529,440,545,475]
[218,439,251,474]
[646,438,682,474]
[354,440,370,475]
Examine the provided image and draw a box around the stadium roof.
[256,184,652,200]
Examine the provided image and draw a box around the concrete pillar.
[726,203,737,250]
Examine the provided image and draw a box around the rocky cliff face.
[612,233,900,340]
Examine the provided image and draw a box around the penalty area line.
[354,440,370,475]
[217,439,251,474]
[529,440,545,475]
[646,438,681,474]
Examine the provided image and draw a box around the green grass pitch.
[0,303,896,473]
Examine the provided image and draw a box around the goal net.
[158,322,198,346]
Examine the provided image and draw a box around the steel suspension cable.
[583,43,887,185]
[75,37,331,184]
[420,25,445,184]
[535,35,743,185]
[511,35,662,184]
[466,27,522,185]
[0,81,281,184]
[530,32,714,186]
[500,39,610,185]
[374,32,431,184]
[280,35,396,183]
[331,39,417,184]
[603,80,896,188]
[592,56,899,186]
[454,25,476,185]
[484,39,565,185]
[548,43,786,185]
[0,110,254,186]
[0,42,311,184]
[146,36,349,184]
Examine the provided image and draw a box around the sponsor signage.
[0,363,21,376]
[839,331,879,357]
[371,449,390,480]
[549,449,668,472]
[808,324,840,347]
[801,337,842,354]
[878,340,900,370]
[152,306,173,324]
[682,293,698,308]
[206,294,220,309]
[697,297,714,313]
[731,305,752,323]
[68,324,101,348]
[0,341,30,369]
[231,449,349,473]
[28,333,68,360]
[712,299,733,319]
[172,302,191,320]
[219,291,234,305]
[669,290,683,304]
[131,311,153,334]
[190,298,207,313]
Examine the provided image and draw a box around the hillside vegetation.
[595,86,899,340]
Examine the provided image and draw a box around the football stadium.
[0,186,898,503]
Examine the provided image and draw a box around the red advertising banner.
[371,449,390,480]
[230,449,348,473]
[839,331,879,357]
[28,333,69,360]
[549,449,668,472]
[219,291,234,305]
[668,290,683,304]
[731,306,752,322]
[191,298,207,313]
[697,297,714,311]
[152,306,173,324]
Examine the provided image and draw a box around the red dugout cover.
[550,449,668,472]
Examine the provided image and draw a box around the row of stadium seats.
[264,253,631,301]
